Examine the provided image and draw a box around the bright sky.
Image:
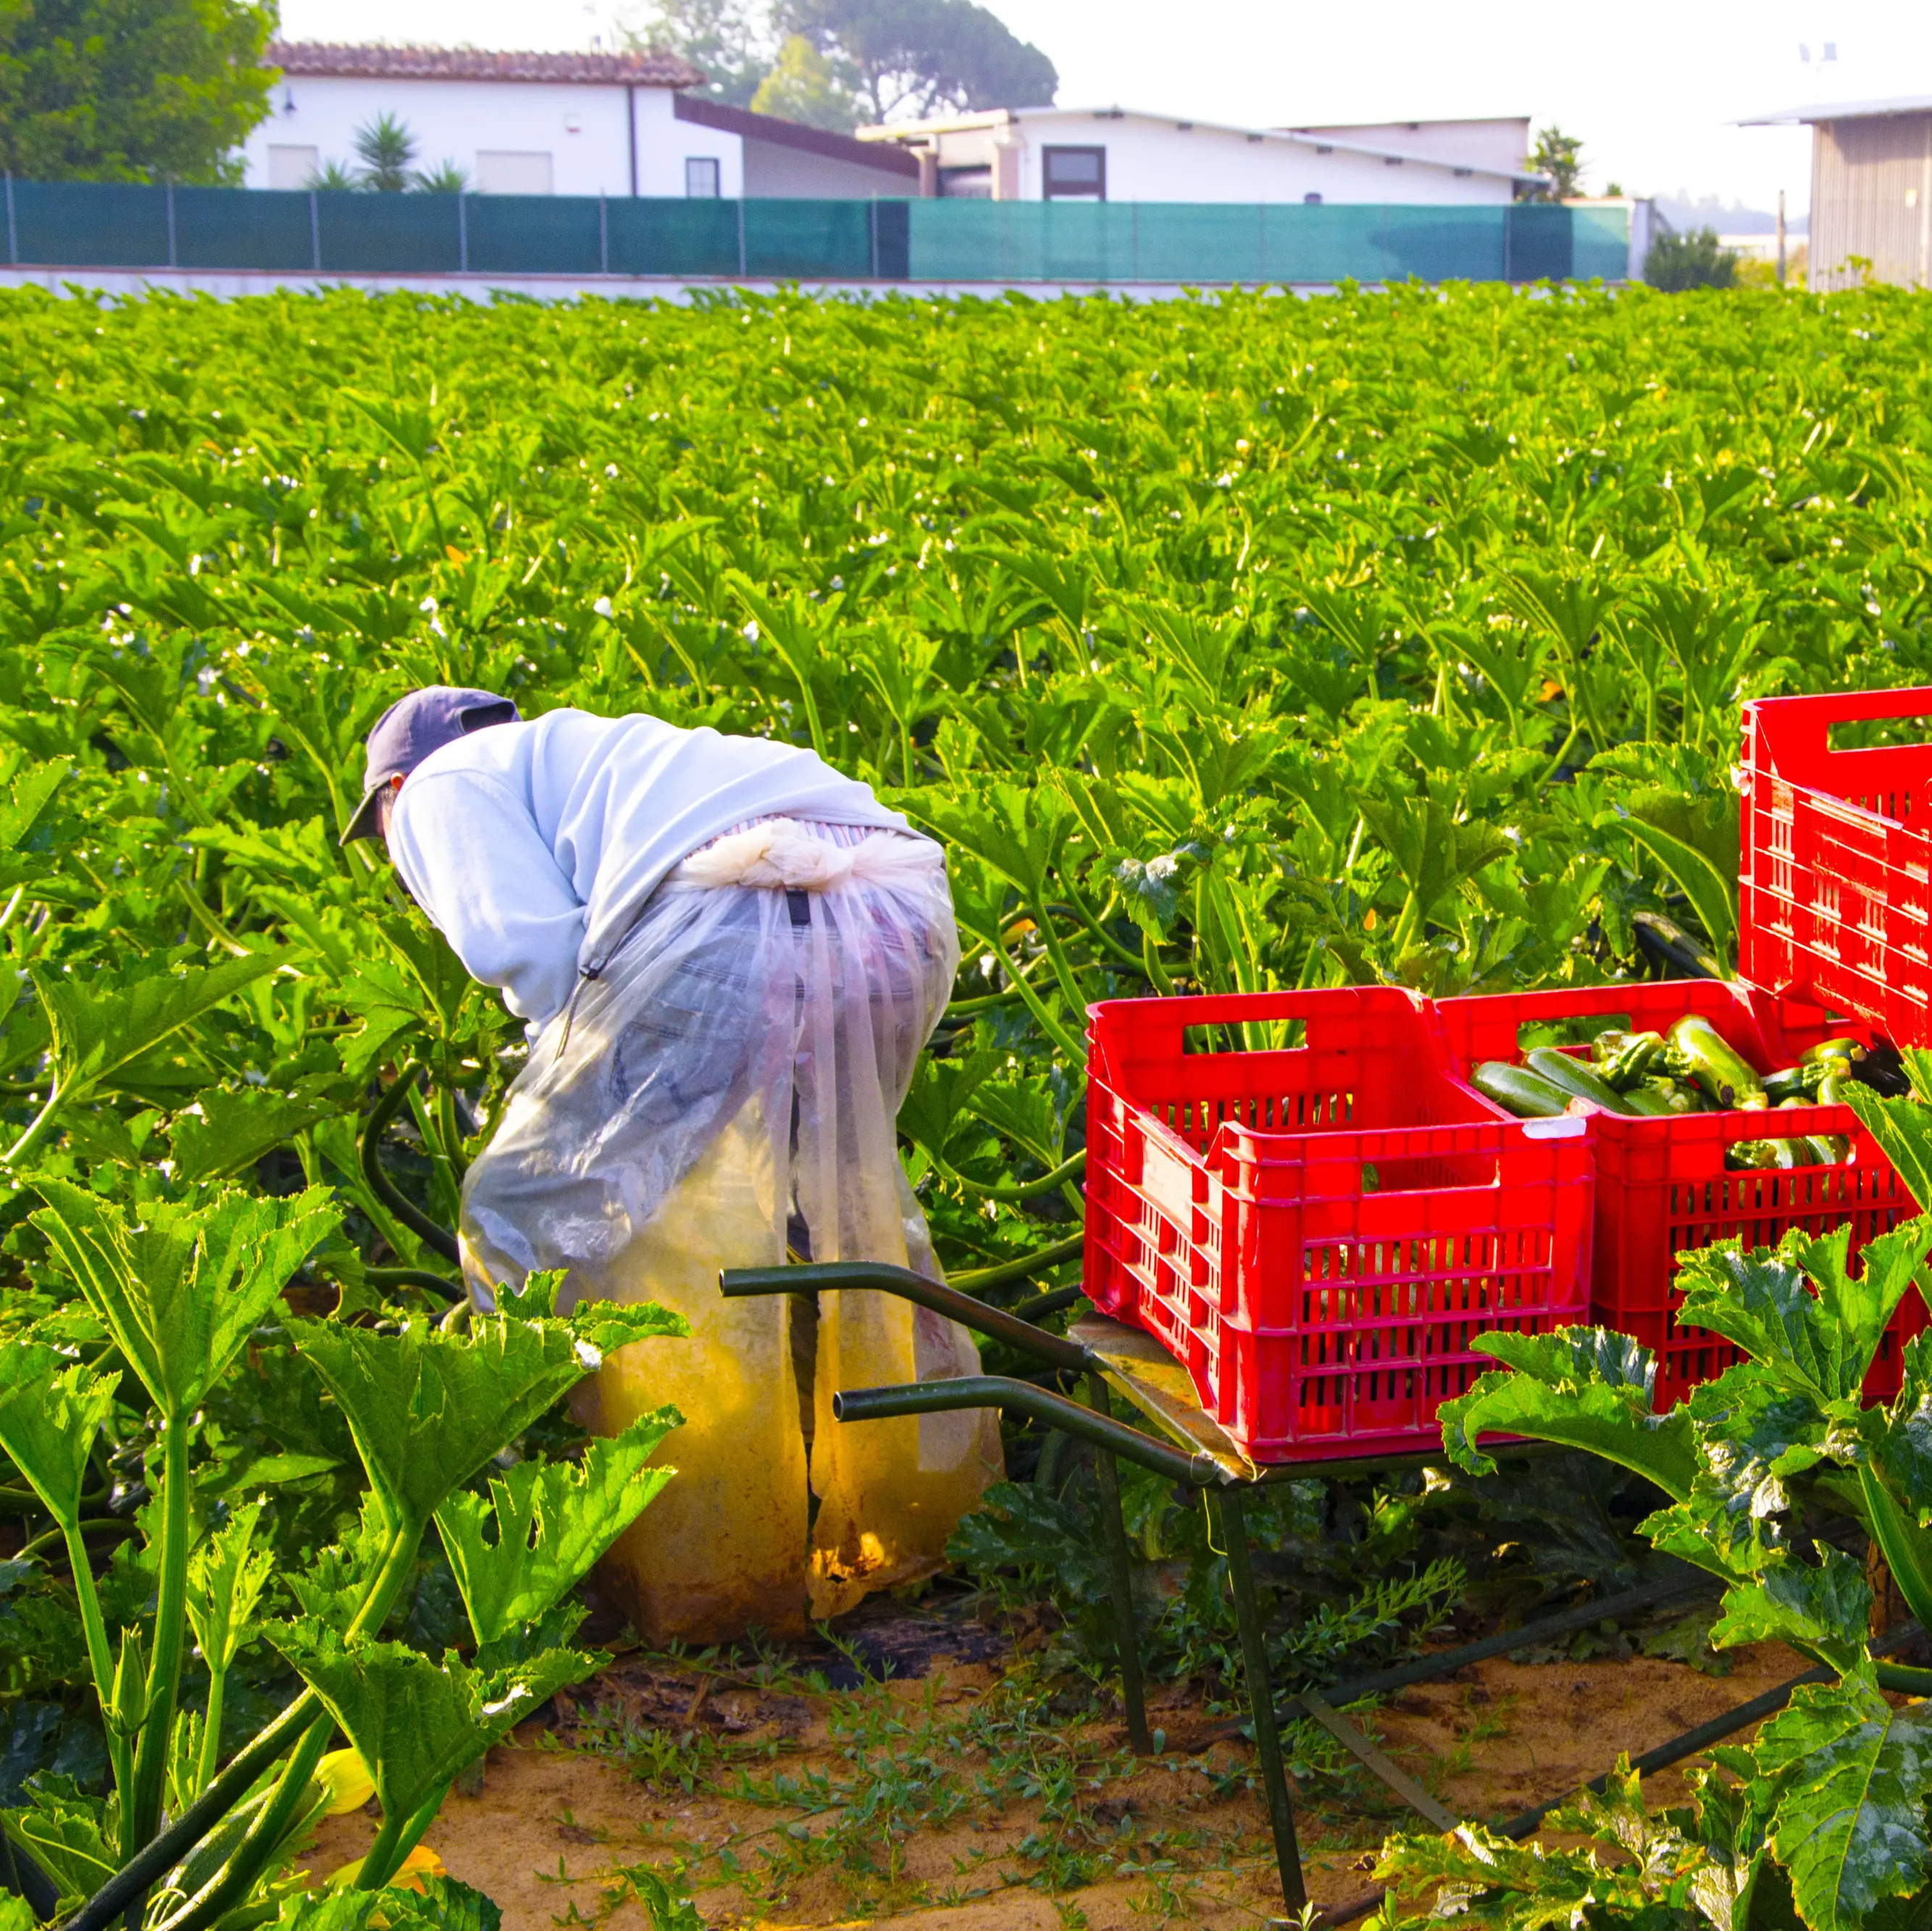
[277,0,1932,216]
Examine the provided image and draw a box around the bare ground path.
[309,1604,1813,1931]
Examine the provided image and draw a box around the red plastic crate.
[1741,684,1932,1047]
[1083,987,1594,1462]
[1433,979,1921,1409]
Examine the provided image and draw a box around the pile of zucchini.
[1472,1017,1907,1170]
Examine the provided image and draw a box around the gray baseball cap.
[340,685,521,845]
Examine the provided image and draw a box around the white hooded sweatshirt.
[385,708,908,1029]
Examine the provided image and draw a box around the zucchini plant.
[0,1160,681,1930]
[1375,1050,1932,1931]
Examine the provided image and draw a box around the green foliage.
[777,0,1059,121]
[1530,123,1586,198]
[2,275,1931,1930]
[1437,1213,1932,1931]
[749,35,860,130]
[1649,227,1743,292]
[270,1622,598,1832]
[433,1409,677,1647]
[0,0,276,183]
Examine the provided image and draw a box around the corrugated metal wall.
[1811,112,1932,290]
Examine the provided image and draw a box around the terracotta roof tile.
[265,40,705,90]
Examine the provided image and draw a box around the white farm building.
[243,43,921,201]
[856,110,1541,204]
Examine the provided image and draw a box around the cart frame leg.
[1084,1372,1152,1754]
[1212,1486,1307,1914]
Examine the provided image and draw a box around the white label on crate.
[1141,1136,1200,1227]
[1521,1116,1588,1139]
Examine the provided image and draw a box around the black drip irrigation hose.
[1310,1618,1929,1930]
[1201,1565,1722,1746]
[360,1063,461,1268]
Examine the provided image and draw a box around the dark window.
[1042,146,1106,200]
[938,164,992,198]
[685,156,720,198]
[1303,191,1323,205]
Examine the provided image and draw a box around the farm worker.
[342,687,1000,1641]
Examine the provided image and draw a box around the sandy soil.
[307,1622,1818,1931]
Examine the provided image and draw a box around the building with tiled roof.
[242,40,915,201]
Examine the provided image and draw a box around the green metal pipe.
[1212,1487,1306,1912]
[831,1375,1219,1488]
[722,1261,1094,1374]
[1085,1371,1152,1755]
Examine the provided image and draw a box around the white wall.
[1294,120,1530,177]
[740,139,906,198]
[924,114,1516,204]
[239,76,742,198]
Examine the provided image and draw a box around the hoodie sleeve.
[386,768,588,1029]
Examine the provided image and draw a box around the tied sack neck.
[672,818,939,892]
[555,820,939,1060]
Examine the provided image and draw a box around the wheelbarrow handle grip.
[719,1260,1093,1373]
[832,1373,1221,1488]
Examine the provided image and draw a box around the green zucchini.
[1472,1062,1573,1119]
[1763,1063,1821,1105]
[1623,1083,1685,1116]
[1668,1015,1768,1111]
[1600,1031,1669,1090]
[1523,1047,1639,1113]
[1803,1036,1869,1068]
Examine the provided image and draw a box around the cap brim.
[340,787,385,847]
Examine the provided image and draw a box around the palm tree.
[352,113,418,193]
[411,159,469,193]
[307,159,361,192]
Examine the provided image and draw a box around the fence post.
[869,196,878,280]
[458,192,469,275]
[599,191,609,275]
[735,196,747,280]
[165,180,177,269]
[4,174,15,268]
[1502,204,1513,284]
[309,189,320,274]
[1132,198,1139,282]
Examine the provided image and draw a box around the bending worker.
[343,687,999,1640]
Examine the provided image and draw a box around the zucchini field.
[4,277,1932,1931]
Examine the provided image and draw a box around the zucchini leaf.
[1758,1670,1932,1931]
[33,1182,338,1423]
[290,1312,609,1539]
[0,1344,116,1534]
[1707,1545,1872,1673]
[434,1410,677,1648]
[27,950,288,1117]
[270,1622,598,1827]
[1438,1325,1697,1501]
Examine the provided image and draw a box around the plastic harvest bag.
[459,820,1002,1638]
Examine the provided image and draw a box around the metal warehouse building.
[1746,94,1932,290]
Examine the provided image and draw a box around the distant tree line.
[630,0,1058,133]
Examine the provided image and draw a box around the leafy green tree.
[1646,224,1739,291]
[352,112,417,193]
[750,33,858,130]
[0,0,276,184]
[1530,122,1584,198]
[779,0,1056,122]
[625,0,771,106]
